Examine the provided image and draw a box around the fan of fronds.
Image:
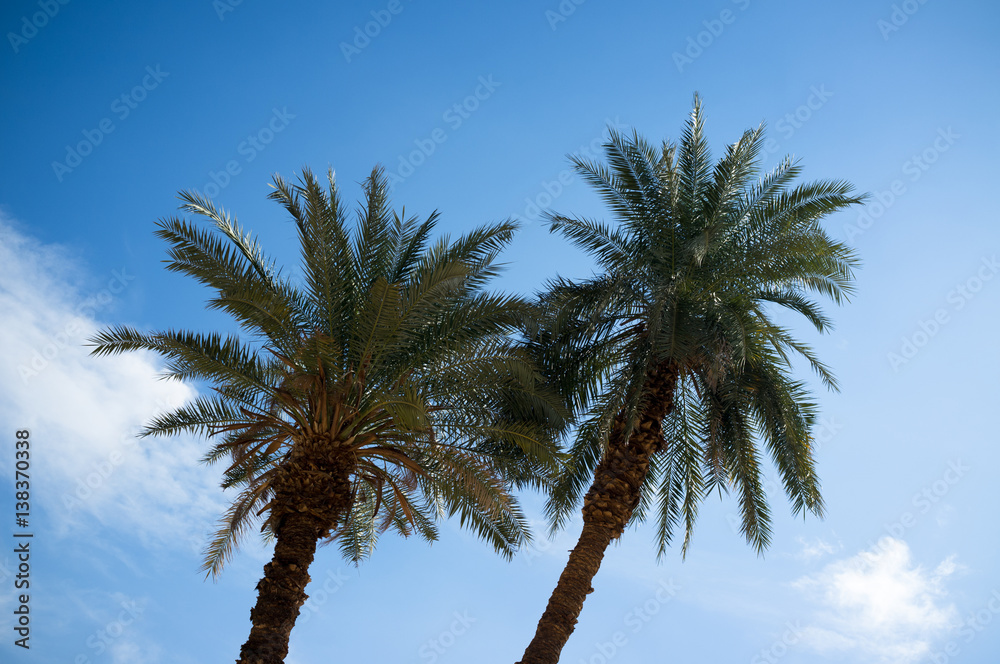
[530,95,863,555]
[90,166,569,576]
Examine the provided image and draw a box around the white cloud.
[793,537,959,663]
[0,216,225,553]
[794,536,840,562]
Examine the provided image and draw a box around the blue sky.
[2,0,999,662]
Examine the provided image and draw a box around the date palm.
[90,166,565,664]
[517,96,865,663]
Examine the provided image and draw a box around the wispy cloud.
[793,536,841,562]
[0,215,224,552]
[793,537,959,663]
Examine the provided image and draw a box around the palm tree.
[516,96,865,663]
[89,166,566,664]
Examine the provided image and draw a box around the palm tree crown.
[90,166,564,664]
[517,95,864,663]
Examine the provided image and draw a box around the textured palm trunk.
[517,363,677,664]
[238,436,352,664]
[237,509,325,663]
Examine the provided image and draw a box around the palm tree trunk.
[237,510,325,663]
[517,364,676,664]
[238,440,353,663]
